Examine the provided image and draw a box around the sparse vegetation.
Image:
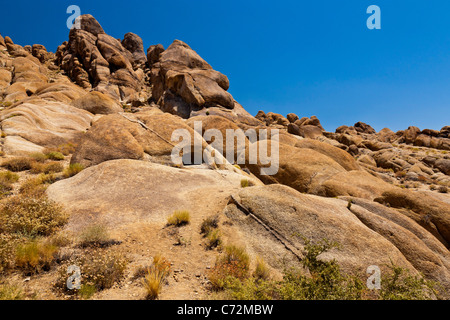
[59,250,128,293]
[200,215,220,235]
[253,256,271,281]
[167,210,190,227]
[205,229,222,250]
[0,193,68,237]
[15,239,58,274]
[379,262,437,300]
[208,245,250,291]
[1,157,33,172]
[63,163,84,178]
[142,254,171,300]
[79,224,111,248]
[0,283,25,300]
[30,161,64,174]
[45,152,65,161]
[208,238,440,300]
[240,179,250,188]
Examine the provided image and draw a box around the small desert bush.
[429,185,436,191]
[0,234,18,273]
[78,284,97,300]
[0,170,19,184]
[63,163,84,178]
[15,239,58,274]
[221,277,278,300]
[253,257,271,281]
[1,157,33,172]
[142,254,171,300]
[278,239,365,300]
[240,179,250,188]
[167,210,190,227]
[0,171,19,199]
[45,152,65,161]
[30,161,63,174]
[79,224,111,248]
[59,250,128,292]
[200,215,219,235]
[205,229,222,250]
[18,174,56,197]
[0,283,25,300]
[45,143,77,156]
[378,262,437,300]
[208,245,250,291]
[29,153,47,163]
[0,193,68,237]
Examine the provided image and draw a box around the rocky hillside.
[0,15,449,300]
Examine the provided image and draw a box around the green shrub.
[253,257,271,281]
[279,239,365,300]
[29,153,47,163]
[18,174,56,197]
[240,179,250,188]
[78,284,96,300]
[379,262,437,300]
[45,152,65,161]
[0,283,25,300]
[0,171,20,184]
[63,163,84,178]
[15,239,58,274]
[167,210,190,227]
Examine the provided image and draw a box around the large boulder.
[71,91,123,114]
[150,40,235,118]
[225,185,422,279]
[70,110,211,168]
[0,99,93,148]
[375,189,450,247]
[121,32,147,68]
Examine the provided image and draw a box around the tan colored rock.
[72,91,123,114]
[226,184,417,277]
[294,139,359,171]
[71,111,209,167]
[0,100,92,148]
[375,189,450,246]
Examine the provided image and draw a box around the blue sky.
[1,0,449,132]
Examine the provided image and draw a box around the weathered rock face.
[121,32,147,68]
[225,184,450,295]
[56,14,146,103]
[71,91,123,114]
[70,109,214,168]
[148,40,235,118]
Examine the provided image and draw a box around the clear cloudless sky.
[1,0,449,132]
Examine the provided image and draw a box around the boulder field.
[0,15,449,299]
